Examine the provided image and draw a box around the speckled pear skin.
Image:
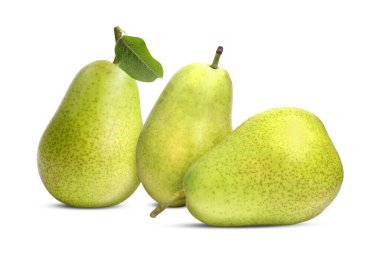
[38,60,142,207]
[137,63,232,206]
[184,107,343,226]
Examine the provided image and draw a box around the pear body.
[38,60,142,207]
[184,107,343,226]
[137,63,232,206]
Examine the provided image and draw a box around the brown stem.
[113,26,123,64]
[210,46,223,69]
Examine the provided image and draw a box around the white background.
[0,0,379,252]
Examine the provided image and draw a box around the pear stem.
[150,190,186,218]
[114,26,123,42]
[210,46,223,69]
[113,26,124,64]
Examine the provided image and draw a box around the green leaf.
[115,35,163,82]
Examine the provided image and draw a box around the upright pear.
[38,27,163,207]
[137,47,232,207]
[38,60,142,207]
[182,107,343,226]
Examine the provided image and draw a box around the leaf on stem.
[115,35,163,82]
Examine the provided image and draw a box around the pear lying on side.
[183,107,343,226]
[137,47,232,207]
[38,61,142,207]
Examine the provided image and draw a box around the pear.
[137,47,232,207]
[38,60,142,207]
[182,107,343,226]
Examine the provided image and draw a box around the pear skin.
[184,107,343,226]
[38,60,142,207]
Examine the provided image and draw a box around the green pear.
[38,60,142,207]
[137,47,232,207]
[182,107,343,226]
